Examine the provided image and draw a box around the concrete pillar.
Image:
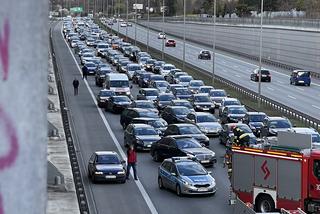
[0,1,48,213]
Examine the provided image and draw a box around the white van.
[105,73,131,96]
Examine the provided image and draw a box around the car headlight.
[117,170,125,175]
[136,139,144,145]
[200,127,208,133]
[126,91,131,95]
[95,171,103,175]
[196,105,201,108]
[181,179,191,186]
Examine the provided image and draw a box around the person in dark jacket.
[82,69,88,80]
[72,78,79,96]
[126,145,138,180]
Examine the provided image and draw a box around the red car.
[165,39,176,47]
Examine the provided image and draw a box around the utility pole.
[134,0,137,46]
[107,0,109,17]
[161,0,165,60]
[212,0,216,86]
[182,0,186,71]
[126,0,128,41]
[258,0,264,108]
[147,0,150,52]
[117,0,120,34]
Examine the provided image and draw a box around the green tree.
[235,3,252,17]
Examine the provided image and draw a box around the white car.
[158,32,166,39]
[120,22,127,27]
[159,64,176,76]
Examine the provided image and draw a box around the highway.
[110,22,320,120]
[139,20,320,73]
[51,22,233,214]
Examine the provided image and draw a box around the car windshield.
[173,108,190,115]
[159,95,175,101]
[202,51,210,54]
[175,88,191,95]
[141,73,151,79]
[135,127,157,135]
[100,91,115,97]
[114,96,130,102]
[135,102,154,108]
[269,120,292,129]
[177,162,207,176]
[156,82,169,87]
[96,155,120,164]
[145,90,159,96]
[150,120,166,128]
[197,115,218,122]
[210,90,226,97]
[225,100,240,106]
[175,102,193,108]
[179,126,202,134]
[249,114,266,122]
[139,111,158,118]
[151,76,164,81]
[261,70,270,75]
[229,107,247,114]
[312,134,320,143]
[121,61,129,66]
[297,71,310,77]
[86,63,96,67]
[176,138,202,149]
[128,65,141,71]
[194,96,211,102]
[236,125,252,133]
[155,61,164,66]
[190,81,204,87]
[180,76,193,82]
[200,88,212,93]
[163,66,175,70]
[110,80,129,87]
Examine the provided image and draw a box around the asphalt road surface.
[139,20,320,73]
[52,22,233,214]
[110,22,320,120]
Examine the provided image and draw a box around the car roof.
[131,124,154,128]
[95,151,118,155]
[132,117,158,122]
[267,116,288,120]
[134,100,153,103]
[223,98,238,101]
[172,99,189,103]
[172,123,196,127]
[193,93,209,97]
[100,89,113,92]
[141,88,158,91]
[128,108,153,112]
[292,127,317,134]
[191,112,212,116]
[246,112,266,115]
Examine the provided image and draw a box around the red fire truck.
[230,132,320,213]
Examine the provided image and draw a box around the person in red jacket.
[126,145,138,180]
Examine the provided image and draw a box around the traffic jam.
[63,16,320,213]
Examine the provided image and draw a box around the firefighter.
[232,127,250,147]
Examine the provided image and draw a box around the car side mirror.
[171,172,177,176]
[121,160,126,164]
[89,160,94,164]
[208,171,212,175]
[200,143,206,147]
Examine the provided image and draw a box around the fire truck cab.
[230,132,320,213]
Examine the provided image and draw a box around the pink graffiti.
[0,19,9,81]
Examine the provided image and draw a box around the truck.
[230,131,320,213]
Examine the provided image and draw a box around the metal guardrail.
[136,21,320,79]
[102,20,320,131]
[146,16,320,29]
[49,27,90,214]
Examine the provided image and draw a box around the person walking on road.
[72,78,79,96]
[126,145,138,180]
[82,68,88,80]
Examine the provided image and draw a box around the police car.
[158,157,216,196]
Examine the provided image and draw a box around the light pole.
[107,0,109,17]
[126,0,128,41]
[258,0,264,108]
[161,0,165,60]
[147,0,150,52]
[182,0,186,71]
[134,0,137,46]
[117,0,120,34]
[212,0,216,86]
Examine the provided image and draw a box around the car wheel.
[290,80,292,85]
[307,83,311,86]
[158,177,164,189]
[153,151,161,162]
[255,195,275,213]
[176,185,182,197]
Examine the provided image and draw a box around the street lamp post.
[258,0,264,108]
[117,0,120,34]
[212,0,216,86]
[126,0,128,41]
[161,0,165,60]
[107,0,109,17]
[182,0,186,71]
[147,0,150,52]
[134,0,137,46]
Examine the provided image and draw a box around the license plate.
[262,75,267,77]
[201,160,210,163]
[105,175,116,179]
[147,144,152,147]
[203,108,209,111]
[198,188,208,192]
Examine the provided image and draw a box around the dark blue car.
[290,70,311,86]
[82,62,97,75]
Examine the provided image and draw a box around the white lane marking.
[235,74,241,78]
[277,80,284,84]
[61,27,159,214]
[288,95,296,100]
[267,87,275,91]
[296,87,304,91]
[312,105,320,110]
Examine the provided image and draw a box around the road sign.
[133,4,143,10]
[70,7,83,13]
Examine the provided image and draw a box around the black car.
[95,66,112,87]
[87,151,126,183]
[198,50,211,60]
[172,87,192,100]
[190,94,215,113]
[151,136,216,166]
[161,106,192,124]
[147,75,165,87]
[261,116,293,137]
[120,108,160,129]
[137,88,159,101]
[96,89,116,108]
[106,96,132,113]
[132,70,147,84]
[167,72,188,84]
[155,93,176,110]
[137,72,152,87]
[220,105,247,124]
[131,117,167,135]
[219,123,257,146]
[117,60,130,73]
[82,62,97,75]
[124,124,161,150]
[152,61,165,74]
[163,124,210,147]
[170,100,195,112]
[242,112,267,137]
[144,59,157,71]
[250,69,271,82]
[130,100,158,113]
